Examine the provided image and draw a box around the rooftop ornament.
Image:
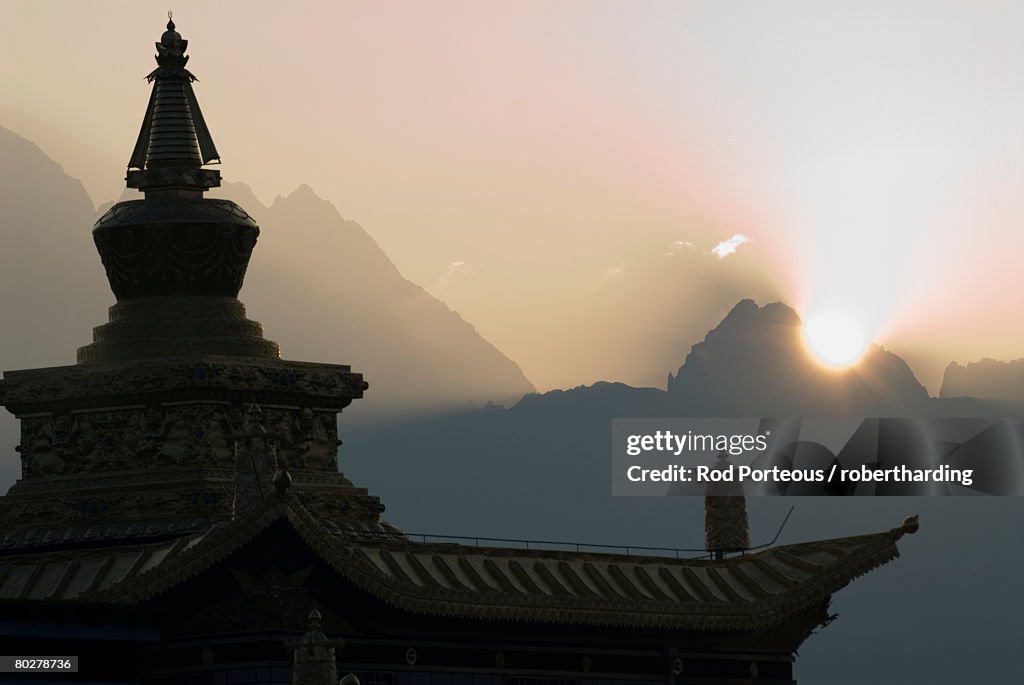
[127,14,221,197]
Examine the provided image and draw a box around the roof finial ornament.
[704,450,751,560]
[286,605,345,685]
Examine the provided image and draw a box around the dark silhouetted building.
[0,17,917,685]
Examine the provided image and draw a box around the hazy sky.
[4,0,1024,391]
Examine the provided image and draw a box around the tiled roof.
[0,517,213,551]
[0,498,917,631]
[334,523,915,630]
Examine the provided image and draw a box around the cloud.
[711,233,751,259]
[664,240,695,256]
[438,260,480,287]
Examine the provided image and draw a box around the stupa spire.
[127,14,221,196]
[82,13,277,358]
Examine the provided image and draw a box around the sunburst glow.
[804,311,867,368]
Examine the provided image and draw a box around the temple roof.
[0,495,918,632]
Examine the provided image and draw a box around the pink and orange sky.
[3,0,1024,391]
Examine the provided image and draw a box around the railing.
[400,532,712,559]
[339,507,795,560]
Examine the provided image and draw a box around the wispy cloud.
[711,233,751,259]
[438,260,479,286]
[664,240,695,256]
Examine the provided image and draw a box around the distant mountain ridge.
[3,121,1021,426]
[0,126,110,369]
[941,358,1024,409]
[339,300,1018,545]
[212,182,536,414]
[0,125,534,421]
[501,299,1007,419]
[666,299,931,416]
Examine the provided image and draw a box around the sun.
[803,311,868,368]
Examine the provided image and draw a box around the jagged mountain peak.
[941,357,1024,407]
[668,299,929,416]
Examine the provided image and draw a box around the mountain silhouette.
[341,299,1019,540]
[342,298,951,532]
[667,299,931,416]
[0,126,111,368]
[940,358,1024,410]
[210,182,535,415]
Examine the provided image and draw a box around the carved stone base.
[0,353,378,549]
[0,466,387,547]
